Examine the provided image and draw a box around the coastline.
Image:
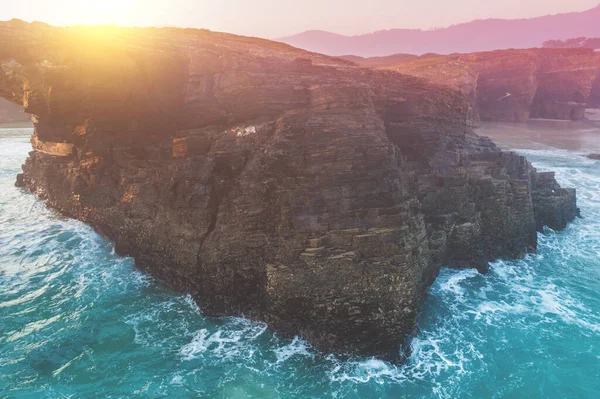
[477,118,600,153]
[0,121,33,129]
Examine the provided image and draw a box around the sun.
[67,0,143,26]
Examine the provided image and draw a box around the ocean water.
[1,127,599,398]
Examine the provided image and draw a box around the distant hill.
[279,4,600,57]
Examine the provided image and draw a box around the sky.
[1,0,599,39]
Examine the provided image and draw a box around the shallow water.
[478,120,600,153]
[1,127,599,398]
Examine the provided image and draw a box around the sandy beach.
[3,119,599,154]
[477,117,600,154]
[0,121,33,129]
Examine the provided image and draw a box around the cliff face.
[589,53,600,108]
[359,48,598,122]
[1,20,579,359]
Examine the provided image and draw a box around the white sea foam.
[468,301,528,325]
[180,318,267,361]
[274,336,313,363]
[183,294,202,315]
[329,358,403,384]
[437,268,479,297]
[169,374,184,386]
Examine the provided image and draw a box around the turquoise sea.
[1,127,599,398]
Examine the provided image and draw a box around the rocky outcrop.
[354,48,598,122]
[0,20,579,360]
[589,53,600,108]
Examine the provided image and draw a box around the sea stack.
[0,20,579,359]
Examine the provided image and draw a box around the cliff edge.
[0,20,579,359]
[347,48,600,122]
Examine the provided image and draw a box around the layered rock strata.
[589,53,600,108]
[353,48,599,122]
[1,20,579,359]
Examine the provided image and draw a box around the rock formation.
[589,53,600,108]
[0,20,579,360]
[349,48,599,122]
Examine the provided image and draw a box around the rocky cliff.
[589,52,600,108]
[352,48,599,122]
[0,20,579,360]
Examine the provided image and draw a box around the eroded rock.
[0,20,579,360]
[589,53,600,109]
[354,48,599,122]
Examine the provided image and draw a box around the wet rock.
[0,20,580,360]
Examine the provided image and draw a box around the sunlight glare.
[66,0,144,26]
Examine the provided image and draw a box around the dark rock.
[357,48,599,122]
[589,53,600,108]
[0,20,580,360]
[588,154,600,160]
[531,172,580,231]
[15,173,24,187]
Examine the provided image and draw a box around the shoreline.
[0,121,33,129]
[477,119,600,153]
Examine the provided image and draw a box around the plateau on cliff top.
[0,20,579,360]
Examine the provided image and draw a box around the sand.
[2,117,599,155]
[477,117,600,154]
[0,121,33,129]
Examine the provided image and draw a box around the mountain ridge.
[278,4,600,57]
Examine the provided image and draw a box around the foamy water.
[1,128,599,398]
